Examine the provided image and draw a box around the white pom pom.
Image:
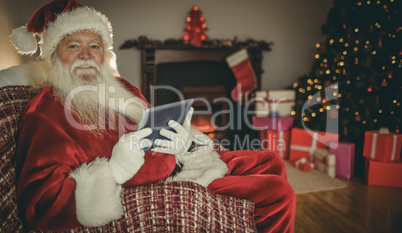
[10,26,38,55]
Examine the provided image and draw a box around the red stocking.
[226,49,257,101]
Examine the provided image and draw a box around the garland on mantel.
[120,36,273,50]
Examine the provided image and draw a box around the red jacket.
[16,78,176,231]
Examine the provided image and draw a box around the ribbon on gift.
[256,92,295,115]
[278,131,284,158]
[290,131,318,161]
[370,127,398,161]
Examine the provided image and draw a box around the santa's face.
[56,30,104,81]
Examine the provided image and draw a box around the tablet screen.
[138,99,194,150]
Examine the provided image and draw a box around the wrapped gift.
[289,128,339,162]
[252,116,294,131]
[313,149,336,178]
[363,128,402,162]
[265,130,290,159]
[255,90,295,117]
[291,157,316,171]
[366,159,402,188]
[329,141,355,179]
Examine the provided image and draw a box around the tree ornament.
[366,57,371,67]
[343,127,348,135]
[181,5,210,47]
[320,44,327,53]
[388,72,392,79]
[365,108,371,118]
[367,86,372,92]
[396,126,400,134]
[355,115,361,121]
[381,79,388,87]
[354,57,359,65]
[378,38,382,48]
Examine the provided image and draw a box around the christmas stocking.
[226,49,257,101]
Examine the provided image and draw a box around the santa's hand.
[152,107,194,155]
[191,128,215,151]
[109,128,153,184]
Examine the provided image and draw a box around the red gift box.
[263,130,290,159]
[363,129,402,162]
[366,159,402,188]
[291,157,316,171]
[329,141,355,179]
[252,116,294,131]
[289,128,339,162]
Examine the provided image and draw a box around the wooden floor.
[295,177,402,233]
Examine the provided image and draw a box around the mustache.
[71,59,100,72]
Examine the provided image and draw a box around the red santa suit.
[16,78,295,232]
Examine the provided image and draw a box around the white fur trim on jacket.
[70,157,123,227]
[41,7,113,59]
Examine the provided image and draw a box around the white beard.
[48,55,148,134]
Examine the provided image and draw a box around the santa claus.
[11,0,295,232]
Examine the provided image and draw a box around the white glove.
[109,128,153,184]
[190,128,215,151]
[152,107,194,155]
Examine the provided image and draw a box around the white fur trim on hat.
[69,157,123,227]
[10,26,38,55]
[41,6,113,59]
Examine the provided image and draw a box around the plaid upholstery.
[0,86,255,233]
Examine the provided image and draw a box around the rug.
[285,161,347,194]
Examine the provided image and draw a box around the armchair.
[0,66,256,232]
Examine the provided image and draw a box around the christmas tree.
[181,5,210,47]
[292,0,401,175]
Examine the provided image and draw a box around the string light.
[292,1,401,136]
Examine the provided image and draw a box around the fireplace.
[136,47,266,148]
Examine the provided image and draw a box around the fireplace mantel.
[136,47,266,101]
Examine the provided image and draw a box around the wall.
[1,0,333,90]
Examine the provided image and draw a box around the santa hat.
[10,0,114,59]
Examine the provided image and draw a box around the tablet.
[138,99,194,150]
